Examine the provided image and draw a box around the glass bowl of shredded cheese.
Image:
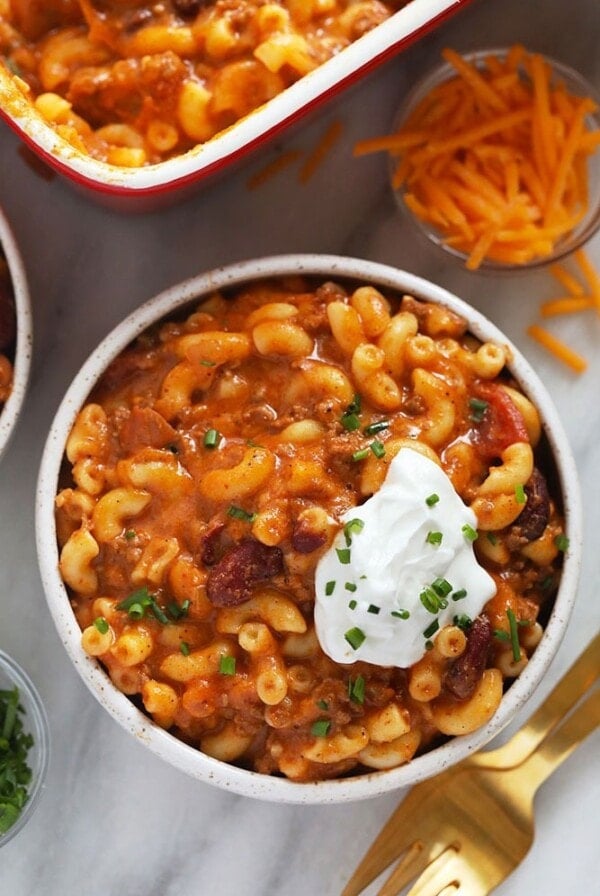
[0,651,49,847]
[356,47,600,271]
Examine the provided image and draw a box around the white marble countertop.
[1,0,599,892]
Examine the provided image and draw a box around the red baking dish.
[0,0,474,210]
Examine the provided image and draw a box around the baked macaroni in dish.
[0,250,15,410]
[0,0,409,166]
[55,277,567,782]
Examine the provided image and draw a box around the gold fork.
[342,631,599,896]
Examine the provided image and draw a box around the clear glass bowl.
[390,49,600,272]
[0,650,49,847]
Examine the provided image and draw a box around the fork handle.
[510,685,600,795]
[473,631,599,770]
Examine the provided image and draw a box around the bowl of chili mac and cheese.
[36,255,581,803]
[0,1,472,207]
[0,207,32,465]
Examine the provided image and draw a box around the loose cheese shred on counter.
[527,324,588,373]
[540,296,594,317]
[354,46,600,269]
[246,150,302,190]
[299,119,344,183]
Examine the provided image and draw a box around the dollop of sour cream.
[314,448,497,668]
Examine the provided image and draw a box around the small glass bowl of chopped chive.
[360,46,600,272]
[0,650,49,847]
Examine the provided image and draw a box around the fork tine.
[340,780,440,896]
[375,840,443,896]
[405,848,464,896]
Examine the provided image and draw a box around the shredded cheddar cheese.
[527,324,588,373]
[299,120,344,183]
[530,249,600,372]
[354,46,600,269]
[246,150,302,190]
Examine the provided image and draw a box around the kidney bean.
[206,537,283,607]
[444,614,492,700]
[291,518,327,554]
[511,467,550,542]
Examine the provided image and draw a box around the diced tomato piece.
[470,382,529,460]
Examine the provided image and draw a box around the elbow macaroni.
[55,276,566,782]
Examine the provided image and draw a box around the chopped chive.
[469,397,488,422]
[462,524,478,542]
[487,532,498,545]
[426,531,443,546]
[316,699,329,711]
[431,578,452,597]
[336,547,351,565]
[554,534,569,552]
[344,627,366,650]
[370,440,386,458]
[127,603,145,620]
[363,420,390,435]
[199,359,216,367]
[341,394,362,431]
[541,575,554,591]
[167,599,191,620]
[343,518,364,544]
[149,600,169,625]
[425,493,440,507]
[367,604,380,615]
[311,719,331,737]
[341,412,361,432]
[507,609,521,662]
[453,614,472,631]
[180,641,190,656]
[391,609,410,619]
[117,587,154,619]
[325,580,336,596]
[93,617,109,635]
[124,529,136,540]
[420,588,440,614]
[351,447,370,462]
[423,619,440,639]
[227,505,256,523]
[515,483,526,504]
[451,588,467,601]
[219,655,236,676]
[203,428,221,449]
[345,582,357,592]
[348,599,357,610]
[494,629,511,642]
[348,674,366,705]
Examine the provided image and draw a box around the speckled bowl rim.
[0,209,32,463]
[35,254,582,804]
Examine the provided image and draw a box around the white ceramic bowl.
[0,209,32,464]
[0,650,50,847]
[35,255,582,804]
[0,1,470,210]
